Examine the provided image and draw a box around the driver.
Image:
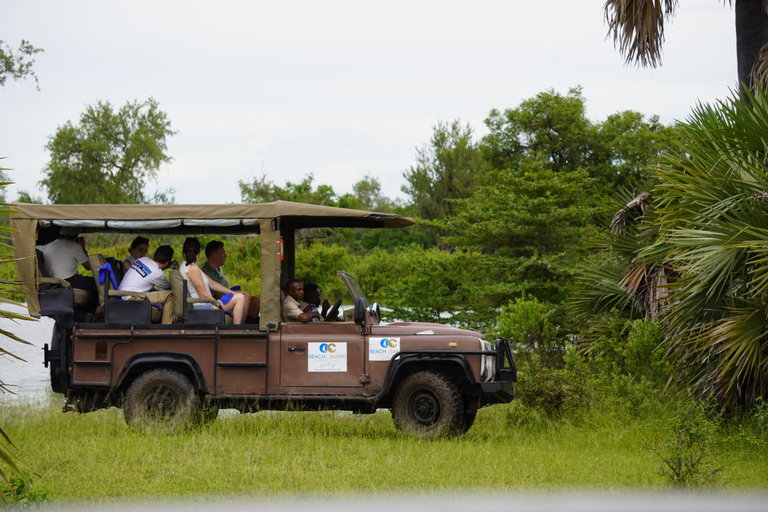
[282,280,320,323]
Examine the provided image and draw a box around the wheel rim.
[408,389,441,426]
[143,385,182,420]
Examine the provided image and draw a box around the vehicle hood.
[373,322,484,339]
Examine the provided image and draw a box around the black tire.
[123,369,199,431]
[461,397,480,433]
[391,371,465,438]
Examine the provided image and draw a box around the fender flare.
[378,351,477,398]
[114,352,209,393]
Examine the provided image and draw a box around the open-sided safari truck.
[12,201,515,437]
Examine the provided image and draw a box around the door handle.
[287,347,306,353]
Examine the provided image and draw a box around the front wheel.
[391,371,464,438]
[124,369,199,431]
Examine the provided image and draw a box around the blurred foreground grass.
[1,398,766,503]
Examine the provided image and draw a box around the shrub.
[653,401,723,488]
[0,473,50,508]
[493,296,569,369]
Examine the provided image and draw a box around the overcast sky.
[0,1,737,205]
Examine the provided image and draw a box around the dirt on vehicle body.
[13,201,515,438]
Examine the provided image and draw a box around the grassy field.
[1,397,766,504]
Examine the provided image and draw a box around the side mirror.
[370,302,381,321]
[353,298,366,325]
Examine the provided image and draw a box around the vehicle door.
[279,321,366,390]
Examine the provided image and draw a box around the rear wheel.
[391,371,464,438]
[124,369,198,431]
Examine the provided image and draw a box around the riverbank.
[1,397,766,503]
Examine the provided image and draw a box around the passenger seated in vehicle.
[302,283,330,320]
[201,240,260,320]
[36,227,98,313]
[118,245,176,324]
[123,236,150,272]
[179,237,250,324]
[282,279,320,323]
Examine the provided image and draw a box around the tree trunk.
[736,0,768,94]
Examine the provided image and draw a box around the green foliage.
[504,305,667,418]
[439,162,602,308]
[239,173,338,206]
[351,174,398,212]
[0,177,35,496]
[595,111,678,189]
[239,174,409,253]
[653,402,723,488]
[445,163,599,257]
[0,473,50,507]
[40,98,176,204]
[482,87,596,174]
[493,296,568,369]
[294,243,354,299]
[401,120,486,223]
[355,246,481,326]
[647,87,768,409]
[0,40,43,90]
[481,86,677,191]
[14,190,42,204]
[751,396,768,430]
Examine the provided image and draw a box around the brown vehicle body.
[13,202,515,437]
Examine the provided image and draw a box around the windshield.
[337,271,369,307]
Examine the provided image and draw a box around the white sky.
[0,1,737,205]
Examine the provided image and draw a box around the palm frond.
[604,0,679,68]
[647,87,768,409]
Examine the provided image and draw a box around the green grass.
[1,398,766,504]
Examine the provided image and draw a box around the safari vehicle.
[12,201,515,437]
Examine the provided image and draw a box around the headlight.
[480,339,495,381]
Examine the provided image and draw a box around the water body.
[0,304,54,401]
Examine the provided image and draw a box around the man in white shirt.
[36,227,98,312]
[119,245,175,324]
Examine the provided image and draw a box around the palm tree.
[604,0,768,93]
[568,189,667,347]
[649,87,768,409]
[0,163,32,491]
[574,88,768,409]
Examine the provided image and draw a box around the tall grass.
[0,396,766,503]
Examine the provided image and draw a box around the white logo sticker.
[369,337,400,361]
[308,342,347,372]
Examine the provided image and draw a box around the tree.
[604,0,768,93]
[402,120,486,221]
[351,174,396,212]
[239,173,337,206]
[0,40,43,90]
[571,87,768,409]
[441,162,601,310]
[40,99,175,204]
[649,87,768,409]
[481,87,677,192]
[482,87,596,174]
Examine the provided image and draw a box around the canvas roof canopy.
[11,201,414,327]
[10,201,414,234]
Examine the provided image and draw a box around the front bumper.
[480,337,516,404]
[480,379,515,404]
